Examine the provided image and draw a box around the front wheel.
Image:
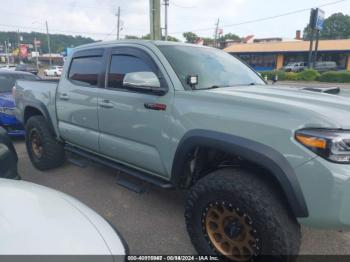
[185,168,301,261]
[25,116,65,170]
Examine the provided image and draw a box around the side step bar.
[65,144,174,189]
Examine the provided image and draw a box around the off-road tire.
[185,168,301,261]
[25,116,65,170]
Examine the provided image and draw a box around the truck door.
[98,46,173,178]
[56,48,105,152]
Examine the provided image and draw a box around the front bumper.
[296,157,350,230]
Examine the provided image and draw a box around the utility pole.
[17,29,21,63]
[313,29,320,68]
[150,0,161,40]
[163,0,169,41]
[4,40,10,67]
[116,6,121,40]
[214,18,220,48]
[34,36,39,70]
[46,20,52,67]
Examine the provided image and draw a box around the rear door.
[97,46,173,177]
[56,48,106,152]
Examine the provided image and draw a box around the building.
[224,39,350,71]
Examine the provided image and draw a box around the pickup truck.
[14,40,350,260]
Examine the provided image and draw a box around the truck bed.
[14,79,59,136]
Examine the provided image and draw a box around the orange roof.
[224,39,350,53]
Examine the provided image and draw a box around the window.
[68,56,102,86]
[108,55,153,89]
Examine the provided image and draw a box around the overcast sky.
[0,0,349,42]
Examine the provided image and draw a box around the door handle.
[59,93,69,101]
[99,99,114,109]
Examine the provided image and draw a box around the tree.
[164,35,179,42]
[303,12,350,40]
[183,32,199,43]
[219,33,240,41]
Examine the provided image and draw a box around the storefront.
[224,39,350,71]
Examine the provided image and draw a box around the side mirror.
[123,72,166,96]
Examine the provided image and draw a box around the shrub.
[260,70,286,81]
[318,71,350,83]
[285,72,299,81]
[295,69,320,81]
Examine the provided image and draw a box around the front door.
[56,49,105,152]
[98,46,173,177]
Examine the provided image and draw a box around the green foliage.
[318,71,350,83]
[183,32,199,43]
[260,70,286,81]
[260,69,320,81]
[0,31,95,53]
[125,35,140,39]
[303,13,350,40]
[126,34,179,42]
[296,69,320,81]
[219,33,240,41]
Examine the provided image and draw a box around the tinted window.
[69,56,102,86]
[108,55,153,89]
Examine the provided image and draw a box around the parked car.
[15,64,38,75]
[0,178,128,257]
[0,127,20,180]
[0,70,40,136]
[282,62,306,72]
[44,66,63,77]
[314,61,337,72]
[14,40,350,260]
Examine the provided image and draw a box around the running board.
[65,145,174,189]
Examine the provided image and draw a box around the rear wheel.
[25,116,65,170]
[185,168,300,261]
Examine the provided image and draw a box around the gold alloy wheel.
[30,130,44,158]
[203,202,259,261]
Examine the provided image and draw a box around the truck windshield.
[158,45,265,90]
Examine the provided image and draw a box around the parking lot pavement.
[14,140,350,255]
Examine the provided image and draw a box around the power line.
[170,0,347,34]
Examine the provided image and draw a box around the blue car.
[0,70,40,136]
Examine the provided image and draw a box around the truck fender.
[23,101,57,137]
[171,129,308,218]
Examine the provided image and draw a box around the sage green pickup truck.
[14,40,350,261]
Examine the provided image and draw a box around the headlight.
[0,107,14,116]
[296,129,350,163]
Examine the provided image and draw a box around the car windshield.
[158,45,265,90]
[0,74,40,93]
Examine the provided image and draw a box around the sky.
[0,0,349,42]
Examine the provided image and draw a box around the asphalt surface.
[14,139,350,255]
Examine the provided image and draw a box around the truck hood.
[0,92,15,108]
[208,85,350,129]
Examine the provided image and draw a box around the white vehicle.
[44,66,63,77]
[0,179,127,258]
